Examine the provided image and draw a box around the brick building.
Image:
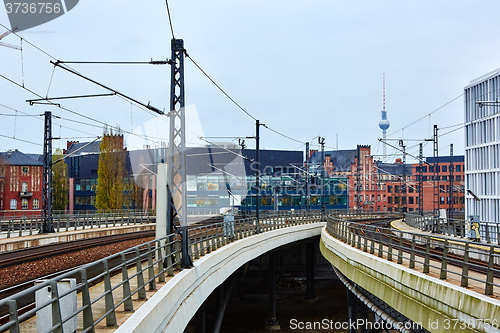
[311,145,465,214]
[0,150,43,218]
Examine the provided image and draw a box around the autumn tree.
[95,132,126,211]
[52,149,69,211]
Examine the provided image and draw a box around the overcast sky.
[1,0,500,161]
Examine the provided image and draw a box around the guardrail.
[0,233,180,333]
[404,213,500,245]
[0,209,403,332]
[326,216,500,296]
[0,212,155,239]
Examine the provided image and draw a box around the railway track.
[0,230,155,268]
[351,220,500,278]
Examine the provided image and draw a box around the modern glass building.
[64,144,349,214]
[465,69,500,223]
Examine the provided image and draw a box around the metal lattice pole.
[418,143,424,215]
[433,125,439,218]
[167,38,191,267]
[449,144,454,218]
[42,111,54,233]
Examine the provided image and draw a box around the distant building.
[312,145,464,214]
[464,69,500,222]
[0,150,43,217]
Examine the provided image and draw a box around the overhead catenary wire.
[387,93,464,137]
[0,73,163,144]
[186,52,310,146]
[165,0,175,39]
[0,133,42,146]
[0,24,166,140]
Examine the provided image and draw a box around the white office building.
[465,68,500,223]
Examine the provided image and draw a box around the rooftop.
[0,150,43,166]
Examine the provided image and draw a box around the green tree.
[95,133,126,211]
[52,149,69,211]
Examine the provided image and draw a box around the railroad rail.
[0,230,155,268]
[405,212,500,244]
[0,212,155,239]
[326,216,500,296]
[0,209,394,332]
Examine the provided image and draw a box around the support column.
[266,252,280,330]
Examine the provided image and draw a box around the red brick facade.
[0,155,43,218]
[323,146,464,214]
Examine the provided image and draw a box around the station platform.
[0,224,155,252]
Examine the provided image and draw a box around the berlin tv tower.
[379,73,390,162]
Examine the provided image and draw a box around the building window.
[456,165,461,172]
[33,199,39,209]
[21,198,28,210]
[442,165,447,172]
[409,197,414,204]
[10,199,17,210]
[22,182,28,193]
[456,175,461,181]
[22,167,29,176]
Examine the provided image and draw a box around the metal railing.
[0,211,155,239]
[0,233,180,333]
[0,209,402,332]
[405,213,500,245]
[326,217,500,296]
[0,209,346,332]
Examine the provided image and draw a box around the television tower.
[379,73,390,161]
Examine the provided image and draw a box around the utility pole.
[418,143,424,215]
[433,125,439,217]
[449,144,454,218]
[42,111,55,233]
[399,140,407,213]
[255,120,261,232]
[318,137,326,216]
[167,38,191,268]
[305,142,310,211]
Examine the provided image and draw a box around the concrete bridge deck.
[321,218,500,333]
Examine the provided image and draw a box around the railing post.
[409,234,416,269]
[378,241,383,258]
[199,230,206,257]
[134,248,147,300]
[193,230,200,260]
[7,300,20,333]
[485,246,495,295]
[397,231,403,264]
[147,243,157,291]
[103,260,117,327]
[363,232,368,252]
[461,242,470,288]
[387,234,393,262]
[164,237,174,276]
[370,235,375,255]
[119,253,134,312]
[356,231,361,249]
[423,237,430,274]
[440,240,448,280]
[49,281,63,333]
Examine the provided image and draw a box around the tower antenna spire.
[383,72,386,111]
[379,73,390,162]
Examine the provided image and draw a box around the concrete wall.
[116,222,326,333]
[320,227,500,333]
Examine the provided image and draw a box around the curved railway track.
[0,230,155,268]
[349,219,500,278]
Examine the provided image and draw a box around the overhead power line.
[0,133,42,146]
[388,93,464,136]
[165,0,175,39]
